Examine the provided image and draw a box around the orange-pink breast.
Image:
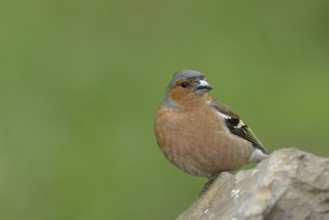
[154,105,253,177]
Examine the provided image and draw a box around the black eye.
[180,82,189,88]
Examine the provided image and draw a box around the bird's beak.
[195,80,213,94]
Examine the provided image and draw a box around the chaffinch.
[154,70,268,191]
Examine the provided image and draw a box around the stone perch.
[177,148,329,220]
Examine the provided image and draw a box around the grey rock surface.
[177,148,329,220]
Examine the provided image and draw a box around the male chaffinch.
[154,70,268,191]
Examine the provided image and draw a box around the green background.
[1,0,328,219]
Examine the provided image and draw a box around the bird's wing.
[209,97,268,154]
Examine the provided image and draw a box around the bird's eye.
[180,82,189,88]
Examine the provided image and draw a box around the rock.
[177,148,329,220]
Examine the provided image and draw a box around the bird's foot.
[200,172,220,196]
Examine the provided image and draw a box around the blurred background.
[0,0,328,219]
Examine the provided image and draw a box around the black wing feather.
[209,98,268,154]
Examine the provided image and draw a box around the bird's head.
[162,70,213,108]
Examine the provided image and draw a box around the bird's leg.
[200,172,220,195]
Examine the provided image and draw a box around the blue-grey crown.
[168,70,205,89]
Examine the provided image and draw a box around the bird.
[154,70,268,192]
